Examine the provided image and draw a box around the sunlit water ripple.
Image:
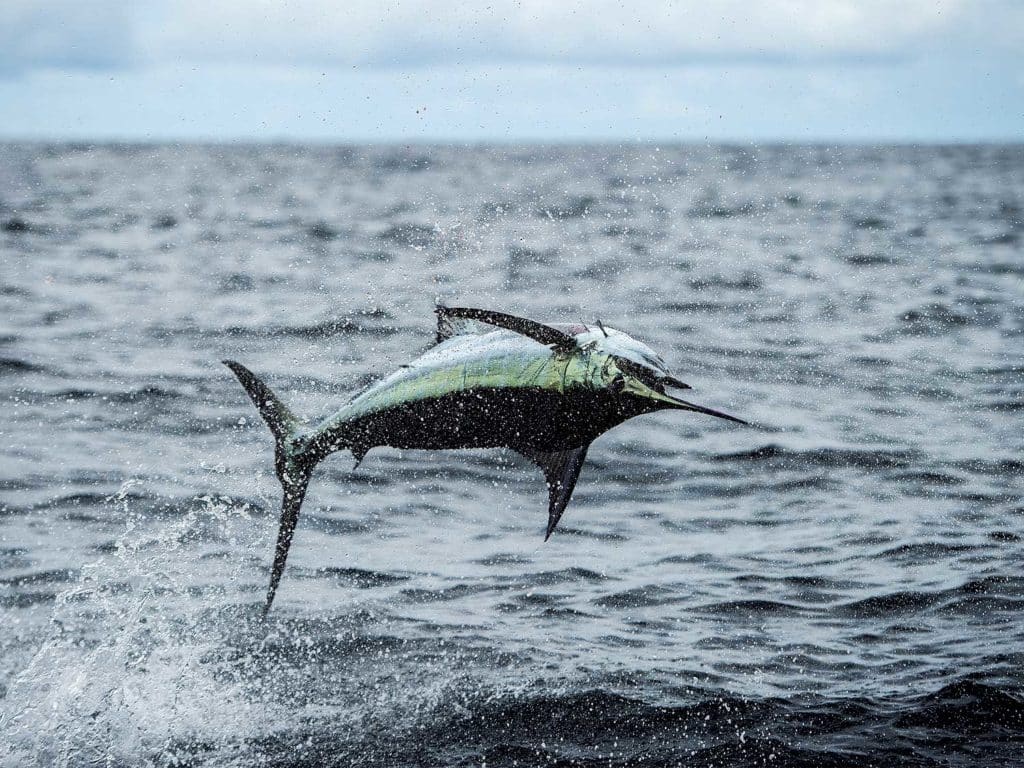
[1,142,1021,766]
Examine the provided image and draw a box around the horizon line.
[2,135,1022,147]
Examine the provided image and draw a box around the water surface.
[1,142,1022,766]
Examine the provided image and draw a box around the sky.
[1,0,1022,142]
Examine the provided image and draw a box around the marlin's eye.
[610,374,626,394]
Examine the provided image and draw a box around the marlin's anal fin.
[437,306,577,350]
[351,445,369,469]
[519,444,590,540]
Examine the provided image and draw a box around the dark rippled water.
[1,142,1022,766]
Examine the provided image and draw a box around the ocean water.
[0,142,1021,766]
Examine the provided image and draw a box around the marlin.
[225,306,746,614]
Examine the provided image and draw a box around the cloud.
[3,0,1020,75]
[148,0,977,67]
[0,1,139,74]
[1,1,1019,141]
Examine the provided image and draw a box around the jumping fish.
[225,306,747,614]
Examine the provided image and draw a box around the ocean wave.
[238,679,1024,767]
[0,356,43,374]
[710,444,919,470]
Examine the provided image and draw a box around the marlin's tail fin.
[223,360,317,616]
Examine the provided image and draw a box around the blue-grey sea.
[1,142,1022,766]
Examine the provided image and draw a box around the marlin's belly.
[342,386,625,453]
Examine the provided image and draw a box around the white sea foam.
[1,484,271,767]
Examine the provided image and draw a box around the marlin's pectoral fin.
[437,306,577,350]
[519,444,590,540]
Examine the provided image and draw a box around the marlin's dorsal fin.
[518,444,590,539]
[436,306,578,350]
[434,305,481,343]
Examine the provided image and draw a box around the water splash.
[1,483,270,766]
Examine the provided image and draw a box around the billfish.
[225,306,746,614]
